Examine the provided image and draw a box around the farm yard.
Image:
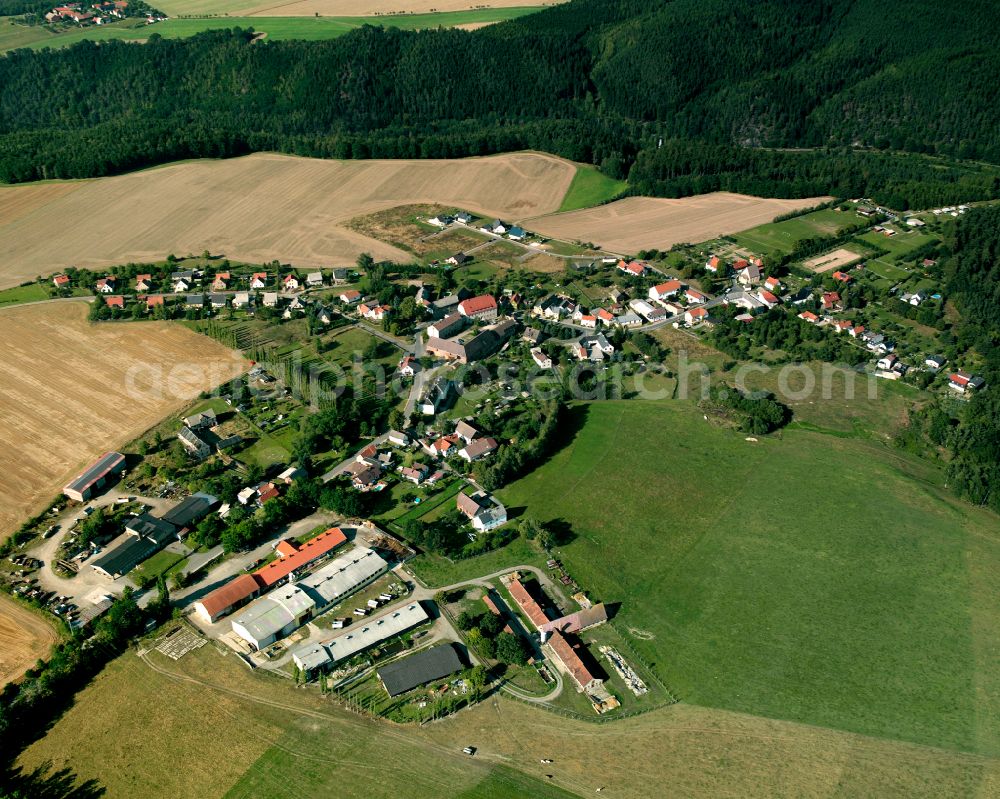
[525,193,830,254]
[0,593,59,687]
[0,152,577,288]
[18,634,1000,798]
[0,301,246,540]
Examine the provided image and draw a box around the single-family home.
[755,290,779,309]
[685,307,708,325]
[459,437,499,462]
[173,277,191,293]
[925,355,947,370]
[146,295,164,310]
[96,277,116,294]
[876,353,898,371]
[211,272,230,291]
[615,311,643,328]
[232,291,251,310]
[763,276,782,293]
[798,310,820,324]
[398,355,417,377]
[617,260,647,278]
[737,263,761,287]
[454,420,481,444]
[429,214,454,228]
[821,292,842,311]
[530,347,553,369]
[250,273,268,290]
[399,465,428,485]
[424,434,460,458]
[949,372,986,393]
[457,491,507,532]
[705,255,721,273]
[104,295,125,309]
[282,274,300,291]
[595,308,616,324]
[832,270,852,284]
[648,280,682,302]
[507,226,527,241]
[262,292,280,308]
[306,271,324,287]
[53,274,70,288]
[339,289,362,305]
[455,211,473,225]
[135,274,153,292]
[446,252,472,267]
[685,288,706,304]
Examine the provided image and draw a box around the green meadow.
[733,207,858,257]
[0,8,542,53]
[490,400,1000,755]
[557,164,628,212]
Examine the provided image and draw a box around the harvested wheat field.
[0,301,246,539]
[247,0,561,17]
[0,152,576,288]
[0,593,59,687]
[804,246,865,273]
[526,192,832,254]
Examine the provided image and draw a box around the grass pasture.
[497,400,1000,755]
[732,207,855,257]
[0,8,546,53]
[19,642,1000,798]
[857,229,940,264]
[557,164,628,213]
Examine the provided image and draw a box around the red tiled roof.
[758,290,779,304]
[146,295,164,307]
[507,578,549,629]
[254,527,347,587]
[105,295,124,307]
[688,307,707,318]
[949,372,970,386]
[653,280,681,295]
[341,289,361,300]
[196,573,262,620]
[275,539,299,558]
[459,294,498,315]
[547,630,599,690]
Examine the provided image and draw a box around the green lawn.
[557,165,628,213]
[0,282,51,305]
[488,400,1000,755]
[733,208,857,257]
[0,8,544,53]
[132,549,186,582]
[856,229,939,263]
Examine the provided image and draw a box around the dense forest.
[2,0,1000,206]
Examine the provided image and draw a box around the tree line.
[2,0,1000,207]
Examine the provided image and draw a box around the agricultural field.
[150,0,560,16]
[0,152,577,288]
[0,9,550,53]
[19,638,1000,798]
[496,400,1000,756]
[556,164,628,212]
[732,207,859,257]
[0,594,59,686]
[525,193,831,255]
[0,301,246,540]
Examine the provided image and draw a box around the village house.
[419,377,457,416]
[282,274,300,291]
[507,225,527,241]
[398,355,417,377]
[95,277,116,294]
[428,312,465,339]
[459,437,499,462]
[925,354,947,371]
[173,277,191,293]
[949,371,986,393]
[457,491,508,532]
[615,311,642,328]
[617,260,647,278]
[648,280,682,302]
[446,252,472,267]
[429,214,454,228]
[135,274,153,292]
[832,270,852,284]
[685,288,706,304]
[763,276,782,293]
[212,272,230,291]
[399,464,428,485]
[424,434,460,459]
[458,294,498,322]
[178,426,211,459]
[533,294,577,320]
[798,310,820,323]
[821,291,842,311]
[232,292,251,310]
[737,262,761,287]
[306,271,324,287]
[595,308,616,325]
[530,347,553,369]
[250,273,268,290]
[705,255,721,273]
[146,295,164,310]
[262,292,280,308]
[53,274,70,288]
[685,307,708,325]
[104,295,124,309]
[339,289,362,305]
[755,289,779,309]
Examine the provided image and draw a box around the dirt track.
[0,152,577,289]
[0,301,246,540]
[526,192,832,253]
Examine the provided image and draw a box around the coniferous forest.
[2,0,1000,207]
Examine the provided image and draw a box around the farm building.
[377,643,465,697]
[505,576,551,629]
[90,513,178,580]
[63,451,126,502]
[457,294,498,321]
[538,603,609,635]
[194,573,263,623]
[232,584,316,650]
[161,492,217,533]
[296,547,391,613]
[291,602,430,675]
[254,527,348,589]
[427,312,465,339]
[545,629,604,693]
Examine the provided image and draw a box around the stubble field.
[0,152,576,289]
[525,192,831,254]
[0,593,59,686]
[0,301,246,540]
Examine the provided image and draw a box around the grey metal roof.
[377,644,465,697]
